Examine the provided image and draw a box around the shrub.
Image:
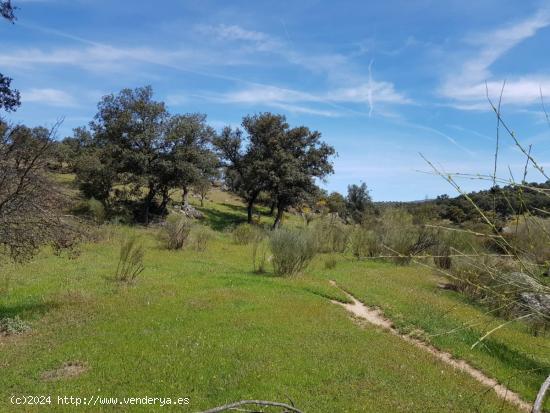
[192,225,214,252]
[232,223,260,245]
[87,198,106,224]
[378,208,418,264]
[72,197,106,224]
[431,228,484,270]
[313,216,350,253]
[350,226,381,259]
[508,216,550,264]
[115,235,144,282]
[160,215,192,250]
[269,228,317,276]
[0,316,31,335]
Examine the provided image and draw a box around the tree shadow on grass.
[198,205,247,231]
[0,300,60,320]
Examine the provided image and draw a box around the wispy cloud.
[5,21,412,118]
[440,6,550,108]
[196,24,282,52]
[213,80,410,118]
[22,88,76,107]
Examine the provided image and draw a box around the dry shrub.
[350,226,381,259]
[159,215,192,250]
[508,216,550,264]
[269,228,316,276]
[0,121,79,263]
[191,225,214,252]
[378,208,436,264]
[431,228,484,270]
[313,216,350,253]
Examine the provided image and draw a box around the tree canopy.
[214,113,335,227]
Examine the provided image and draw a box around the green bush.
[88,198,106,224]
[115,235,144,282]
[232,223,260,245]
[72,197,106,224]
[269,228,317,276]
[160,215,192,250]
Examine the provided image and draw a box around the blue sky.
[2,0,550,200]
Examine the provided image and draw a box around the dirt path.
[328,280,532,412]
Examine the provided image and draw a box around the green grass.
[314,256,550,409]
[1,183,548,412]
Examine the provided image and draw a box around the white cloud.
[440,6,550,108]
[22,88,76,107]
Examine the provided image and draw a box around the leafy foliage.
[0,74,20,113]
[346,182,373,223]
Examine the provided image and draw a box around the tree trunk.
[269,201,276,216]
[144,183,156,226]
[272,205,284,229]
[247,200,254,223]
[159,187,170,214]
[182,186,189,207]
[200,194,205,207]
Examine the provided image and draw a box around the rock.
[178,204,204,219]
[500,272,544,292]
[519,292,550,316]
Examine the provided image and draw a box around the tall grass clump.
[115,235,145,282]
[159,215,192,250]
[251,228,268,273]
[269,228,317,276]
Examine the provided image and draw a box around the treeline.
[382,183,550,227]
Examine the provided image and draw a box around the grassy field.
[1,185,549,412]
